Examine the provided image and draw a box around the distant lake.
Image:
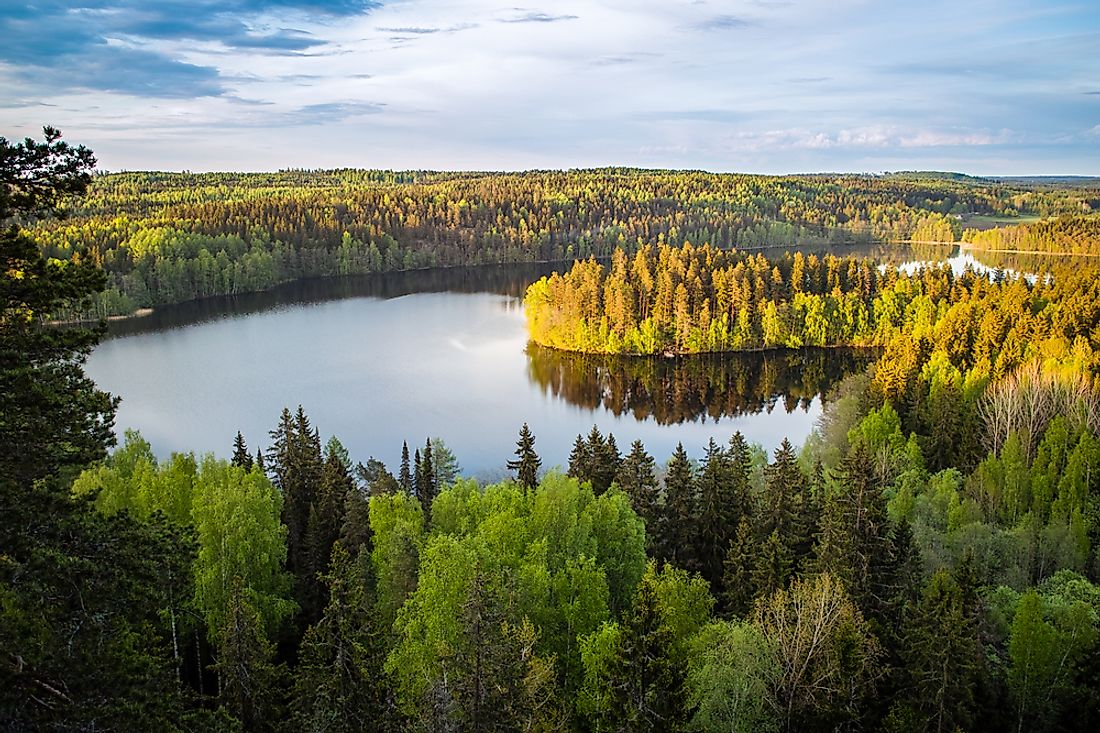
[88,243,1040,478]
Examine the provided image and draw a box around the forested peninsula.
[8,130,1100,733]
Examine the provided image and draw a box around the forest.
[26,166,1100,318]
[6,130,1100,733]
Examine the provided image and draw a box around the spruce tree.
[232,431,253,471]
[604,569,687,731]
[415,439,437,518]
[399,440,413,494]
[752,529,793,599]
[508,423,542,492]
[722,516,758,616]
[618,439,659,540]
[661,443,698,571]
[216,575,282,732]
[292,544,392,732]
[696,437,736,591]
[567,433,590,483]
[591,431,623,496]
[900,570,981,733]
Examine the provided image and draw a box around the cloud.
[376,26,440,34]
[692,15,754,31]
[499,12,579,24]
[0,0,383,97]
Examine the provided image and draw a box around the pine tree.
[508,423,542,492]
[232,431,253,471]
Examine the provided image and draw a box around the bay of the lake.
[86,265,869,479]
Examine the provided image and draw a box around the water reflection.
[105,262,562,339]
[526,345,875,425]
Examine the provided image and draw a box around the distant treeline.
[30,169,1098,316]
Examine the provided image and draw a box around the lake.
[87,260,877,479]
[91,243,1059,478]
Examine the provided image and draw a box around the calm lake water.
[88,261,872,479]
[90,242,1041,479]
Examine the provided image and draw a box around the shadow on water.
[525,344,876,426]
[104,261,564,339]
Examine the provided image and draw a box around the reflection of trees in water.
[106,262,559,338]
[965,249,1094,276]
[526,345,874,425]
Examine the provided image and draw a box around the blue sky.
[1,0,1097,173]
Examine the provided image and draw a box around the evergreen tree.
[592,431,623,496]
[216,575,283,732]
[507,423,542,492]
[603,569,688,732]
[415,439,438,518]
[899,570,981,733]
[399,441,413,494]
[301,437,354,624]
[752,530,793,600]
[232,431,254,471]
[722,516,758,617]
[617,439,660,541]
[568,433,590,483]
[1,129,114,488]
[661,443,698,571]
[357,457,399,497]
[292,544,392,733]
[760,439,811,570]
[697,438,737,592]
[449,567,524,733]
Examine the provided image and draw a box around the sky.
[1,0,1098,174]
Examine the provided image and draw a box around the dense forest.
[7,130,1100,733]
[523,242,1100,368]
[27,167,1099,317]
[965,215,1100,256]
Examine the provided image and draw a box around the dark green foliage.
[415,438,437,516]
[659,443,698,572]
[898,570,982,733]
[617,439,659,543]
[722,516,759,617]
[268,406,323,583]
[292,543,393,733]
[232,430,253,471]
[567,426,623,495]
[601,570,688,732]
[507,422,542,492]
[1,128,114,487]
[0,478,198,731]
[216,575,284,732]
[399,441,412,494]
[810,445,893,617]
[357,456,400,497]
[696,437,742,592]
